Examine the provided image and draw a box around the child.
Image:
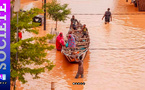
[81,24,88,38]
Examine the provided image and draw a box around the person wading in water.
[102,8,112,24]
[75,56,84,79]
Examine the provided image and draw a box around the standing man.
[102,8,112,24]
[70,15,79,30]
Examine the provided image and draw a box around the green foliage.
[45,0,71,29]
[11,8,55,84]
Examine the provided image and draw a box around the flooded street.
[20,0,145,90]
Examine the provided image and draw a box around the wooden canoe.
[61,25,90,62]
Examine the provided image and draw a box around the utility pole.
[13,0,20,90]
[44,0,46,30]
[42,0,44,9]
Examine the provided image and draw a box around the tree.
[45,0,71,30]
[10,8,55,89]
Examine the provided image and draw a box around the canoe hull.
[61,23,90,63]
[62,48,89,62]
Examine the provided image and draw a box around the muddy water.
[20,0,145,90]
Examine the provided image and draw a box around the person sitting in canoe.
[81,24,88,38]
[68,31,79,41]
[102,8,112,24]
[68,34,76,48]
[56,32,65,51]
[70,15,79,30]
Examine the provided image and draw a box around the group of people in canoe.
[55,8,112,79]
[70,15,89,38]
[55,15,86,79]
[56,15,89,51]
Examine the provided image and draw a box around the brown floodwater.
[19,0,145,90]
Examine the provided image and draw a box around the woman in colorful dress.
[56,32,65,51]
[68,34,76,48]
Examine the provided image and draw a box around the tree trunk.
[10,80,15,90]
[14,78,16,90]
[56,20,58,31]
